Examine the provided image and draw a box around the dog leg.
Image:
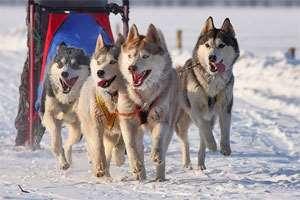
[119,118,145,180]
[217,98,233,156]
[112,136,126,167]
[103,135,114,170]
[175,111,192,169]
[135,130,146,178]
[151,122,173,181]
[198,128,207,170]
[43,115,69,170]
[82,121,109,178]
[64,122,82,165]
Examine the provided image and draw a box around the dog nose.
[61,71,69,78]
[128,65,137,72]
[97,70,105,78]
[209,55,217,63]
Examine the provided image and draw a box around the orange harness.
[96,89,160,126]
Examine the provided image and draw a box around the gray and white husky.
[42,43,90,170]
[77,34,126,178]
[176,17,239,170]
[118,24,180,181]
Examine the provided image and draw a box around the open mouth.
[60,77,79,94]
[209,59,225,73]
[97,75,117,88]
[131,70,152,87]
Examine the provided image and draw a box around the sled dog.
[118,24,179,181]
[176,17,239,170]
[77,34,126,178]
[42,43,90,170]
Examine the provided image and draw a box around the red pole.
[28,1,35,147]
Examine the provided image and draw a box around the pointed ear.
[221,18,235,37]
[95,34,105,52]
[57,42,66,52]
[112,34,125,58]
[145,24,160,44]
[127,24,139,42]
[200,16,215,36]
[115,33,125,47]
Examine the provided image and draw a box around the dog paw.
[198,164,206,171]
[220,144,231,156]
[151,149,163,165]
[183,163,193,170]
[60,162,70,170]
[95,170,106,178]
[133,170,146,181]
[132,162,146,181]
[155,177,166,182]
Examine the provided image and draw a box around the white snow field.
[0,6,300,200]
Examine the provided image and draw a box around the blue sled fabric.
[35,13,112,112]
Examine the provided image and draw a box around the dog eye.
[109,60,117,65]
[219,44,225,48]
[97,60,101,65]
[205,43,210,48]
[128,54,132,59]
[56,61,63,69]
[142,55,149,59]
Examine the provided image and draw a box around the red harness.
[117,90,160,124]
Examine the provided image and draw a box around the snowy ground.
[0,6,300,200]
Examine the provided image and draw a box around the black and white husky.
[42,43,90,170]
[176,17,240,170]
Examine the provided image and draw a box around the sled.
[25,0,129,147]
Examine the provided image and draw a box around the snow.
[1,6,300,200]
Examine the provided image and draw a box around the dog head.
[90,34,124,95]
[119,24,168,90]
[193,17,239,75]
[50,43,90,94]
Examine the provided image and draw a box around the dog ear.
[221,18,235,37]
[200,16,215,36]
[56,42,67,52]
[146,24,160,45]
[95,34,105,52]
[115,33,125,47]
[127,24,139,42]
[113,34,125,58]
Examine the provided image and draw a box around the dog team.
[41,16,239,181]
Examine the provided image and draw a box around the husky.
[77,34,126,178]
[176,17,239,170]
[118,24,179,181]
[42,43,90,170]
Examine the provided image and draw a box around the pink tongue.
[98,80,107,87]
[216,63,225,73]
[133,72,143,83]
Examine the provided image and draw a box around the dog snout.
[209,55,217,63]
[128,65,137,72]
[61,71,69,78]
[97,70,105,78]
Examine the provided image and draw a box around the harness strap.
[117,96,160,124]
[95,95,118,130]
